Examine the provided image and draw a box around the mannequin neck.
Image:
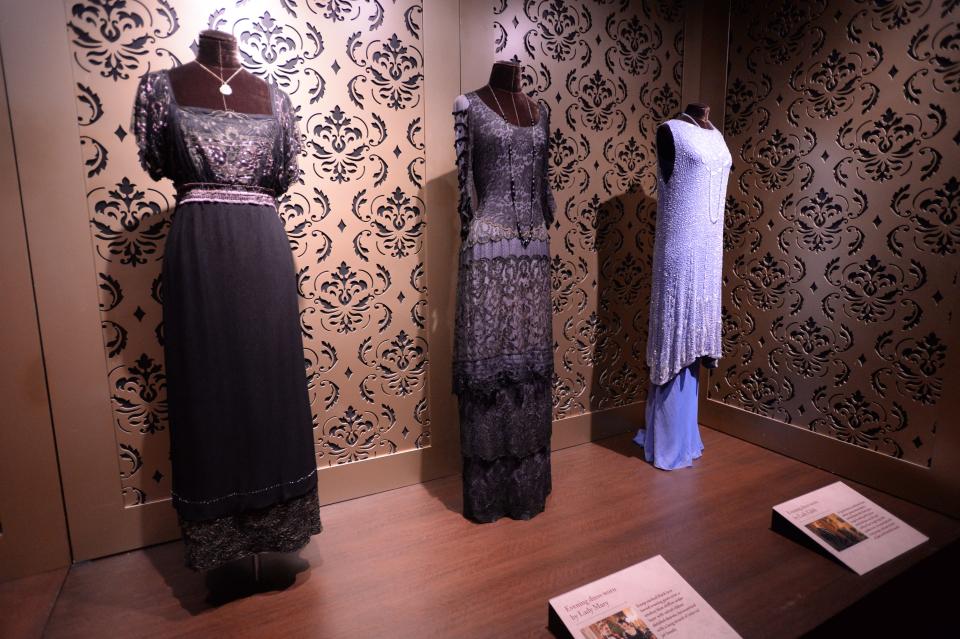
[683,102,710,125]
[196,30,240,69]
[489,62,522,92]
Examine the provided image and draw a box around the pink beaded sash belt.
[176,182,276,208]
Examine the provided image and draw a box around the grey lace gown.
[453,92,555,522]
[132,70,321,570]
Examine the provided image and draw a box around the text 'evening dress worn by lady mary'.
[453,92,556,522]
[637,116,731,470]
[132,70,321,570]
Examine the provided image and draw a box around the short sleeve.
[131,72,170,181]
[276,89,302,195]
[453,96,475,240]
[540,103,556,227]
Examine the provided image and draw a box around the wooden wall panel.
[0,20,72,582]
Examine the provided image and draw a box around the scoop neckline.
[472,91,542,129]
[673,113,717,131]
[162,68,277,120]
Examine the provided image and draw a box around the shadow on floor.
[143,541,312,615]
[589,431,646,461]
[418,469,465,518]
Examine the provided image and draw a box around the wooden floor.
[5,428,959,638]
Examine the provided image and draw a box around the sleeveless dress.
[132,70,321,569]
[453,92,555,522]
[636,117,731,470]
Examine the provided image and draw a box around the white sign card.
[548,555,741,639]
[772,481,928,576]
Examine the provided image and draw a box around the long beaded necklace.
[195,41,243,111]
[679,112,725,224]
[487,85,538,247]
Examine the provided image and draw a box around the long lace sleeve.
[539,102,556,228]
[276,88,302,195]
[131,72,170,181]
[453,96,475,241]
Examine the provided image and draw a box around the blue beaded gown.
[639,116,731,470]
[453,92,555,522]
[133,70,321,569]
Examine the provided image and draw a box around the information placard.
[548,555,740,639]
[772,481,928,575]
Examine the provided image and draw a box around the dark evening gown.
[132,70,320,570]
[452,92,555,522]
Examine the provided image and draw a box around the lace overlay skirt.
[454,237,553,523]
[181,490,322,571]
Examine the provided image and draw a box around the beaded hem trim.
[177,184,276,208]
[171,467,318,505]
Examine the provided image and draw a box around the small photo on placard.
[805,513,868,552]
[580,607,656,639]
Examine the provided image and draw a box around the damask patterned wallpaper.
[66,0,429,506]
[714,0,957,466]
[490,0,684,418]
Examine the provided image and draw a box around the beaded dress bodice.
[455,91,554,248]
[646,117,732,385]
[132,69,300,194]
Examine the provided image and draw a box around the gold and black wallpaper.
[490,0,685,418]
[714,0,958,466]
[67,0,429,506]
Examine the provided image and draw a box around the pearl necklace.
[679,112,726,224]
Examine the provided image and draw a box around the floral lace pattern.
[452,90,557,523]
[180,489,322,572]
[453,252,553,395]
[459,377,552,460]
[462,448,551,523]
[454,92,555,245]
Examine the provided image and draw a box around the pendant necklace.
[488,85,538,247]
[196,41,243,110]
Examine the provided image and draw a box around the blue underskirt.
[634,359,703,470]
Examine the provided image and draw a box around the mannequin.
[131,31,321,572]
[450,61,555,522]
[657,102,712,183]
[459,60,539,127]
[636,99,731,470]
[168,30,271,115]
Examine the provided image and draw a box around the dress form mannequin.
[636,97,731,470]
[657,102,712,183]
[168,30,271,115]
[454,61,539,126]
[449,60,555,522]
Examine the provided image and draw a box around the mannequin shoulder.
[656,121,675,140]
[453,94,470,112]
